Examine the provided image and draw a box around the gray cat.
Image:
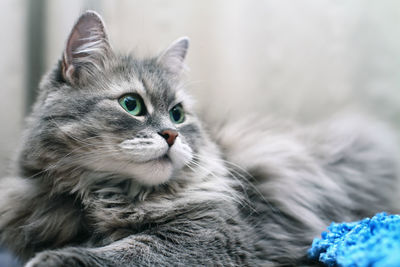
[1,11,399,267]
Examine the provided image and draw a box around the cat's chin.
[124,157,175,186]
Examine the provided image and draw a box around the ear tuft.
[157,37,190,75]
[62,10,111,84]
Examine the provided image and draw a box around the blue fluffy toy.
[308,213,400,267]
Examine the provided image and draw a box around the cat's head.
[19,11,205,188]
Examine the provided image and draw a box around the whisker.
[191,153,281,216]
[185,156,252,211]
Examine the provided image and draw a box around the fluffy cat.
[1,11,399,266]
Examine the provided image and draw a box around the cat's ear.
[157,37,189,75]
[62,11,111,85]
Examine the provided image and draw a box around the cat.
[1,10,399,267]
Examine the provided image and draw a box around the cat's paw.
[25,250,84,267]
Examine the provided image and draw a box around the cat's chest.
[83,192,182,242]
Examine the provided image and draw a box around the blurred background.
[1,0,400,178]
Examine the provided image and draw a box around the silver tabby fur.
[1,11,399,267]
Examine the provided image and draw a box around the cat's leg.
[25,225,263,267]
[25,236,162,267]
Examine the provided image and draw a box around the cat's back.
[204,114,400,264]
[213,114,400,238]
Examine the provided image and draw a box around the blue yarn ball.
[308,213,400,267]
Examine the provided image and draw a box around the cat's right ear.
[62,11,111,85]
[157,37,189,76]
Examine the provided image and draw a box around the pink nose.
[159,129,178,147]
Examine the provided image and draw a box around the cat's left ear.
[62,11,112,85]
[157,37,189,75]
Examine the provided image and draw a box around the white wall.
[43,0,400,121]
[0,0,26,176]
[2,0,400,176]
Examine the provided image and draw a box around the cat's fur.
[1,11,399,266]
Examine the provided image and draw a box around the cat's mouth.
[138,153,172,165]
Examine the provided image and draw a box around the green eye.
[170,104,185,124]
[119,94,145,116]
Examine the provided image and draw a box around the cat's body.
[1,11,399,266]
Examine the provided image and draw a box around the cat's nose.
[158,129,178,147]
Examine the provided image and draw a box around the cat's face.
[21,11,203,186]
